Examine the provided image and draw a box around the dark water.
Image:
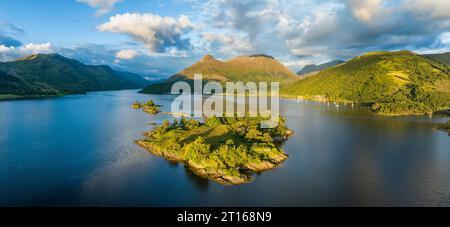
[0,90,449,207]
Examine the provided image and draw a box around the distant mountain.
[424,52,450,65]
[115,71,151,87]
[284,50,450,115]
[141,54,299,94]
[297,60,345,76]
[0,54,148,99]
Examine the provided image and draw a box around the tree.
[132,101,141,109]
[206,115,222,127]
[245,125,263,141]
[185,119,200,129]
[184,137,211,162]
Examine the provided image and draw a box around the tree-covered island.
[136,115,294,185]
[132,100,161,114]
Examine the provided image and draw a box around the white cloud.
[347,0,382,23]
[202,32,254,55]
[440,32,450,44]
[115,49,138,60]
[98,13,193,54]
[20,42,53,54]
[0,45,15,53]
[0,42,53,61]
[281,60,314,70]
[78,0,122,17]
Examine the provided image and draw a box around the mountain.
[0,54,148,99]
[115,71,151,87]
[297,60,345,76]
[284,50,450,115]
[140,54,299,94]
[424,52,450,65]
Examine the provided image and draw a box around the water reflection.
[0,90,449,206]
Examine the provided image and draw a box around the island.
[132,100,161,114]
[136,115,294,185]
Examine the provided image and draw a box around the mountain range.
[284,50,450,115]
[2,50,449,115]
[0,53,149,99]
[139,50,450,115]
[297,60,345,76]
[140,54,299,94]
[424,52,450,65]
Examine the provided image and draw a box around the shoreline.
[0,88,144,102]
[139,91,449,117]
[135,117,295,185]
[0,94,67,101]
[136,139,290,185]
[279,94,450,117]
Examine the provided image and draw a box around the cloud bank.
[98,13,193,54]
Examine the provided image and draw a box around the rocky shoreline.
[136,137,291,185]
[136,116,294,185]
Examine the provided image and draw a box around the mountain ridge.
[284,50,450,115]
[425,52,450,65]
[297,60,345,76]
[141,54,299,94]
[0,53,149,99]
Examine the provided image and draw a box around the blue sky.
[1,0,450,79]
[0,0,192,45]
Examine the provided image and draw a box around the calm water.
[0,90,449,207]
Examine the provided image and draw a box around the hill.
[284,50,450,115]
[140,54,299,94]
[0,54,148,99]
[425,52,450,65]
[115,71,151,88]
[297,60,345,76]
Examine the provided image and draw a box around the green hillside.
[284,51,450,115]
[0,54,147,99]
[425,52,450,65]
[141,54,299,94]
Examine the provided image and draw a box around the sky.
[1,0,450,79]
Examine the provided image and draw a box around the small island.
[439,121,450,135]
[136,115,294,185]
[132,100,161,114]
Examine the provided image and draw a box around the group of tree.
[132,100,161,114]
[144,114,292,181]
